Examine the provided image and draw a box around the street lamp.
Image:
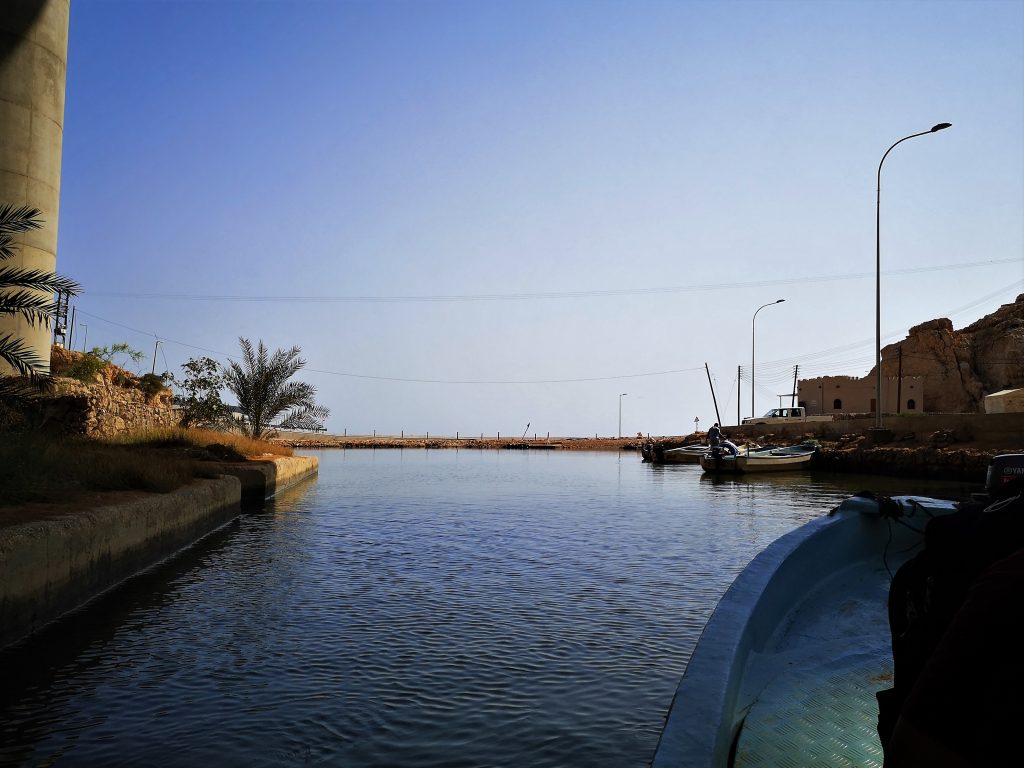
[751,300,784,419]
[618,393,628,438]
[875,122,951,427]
[79,323,88,352]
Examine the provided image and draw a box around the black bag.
[877,479,1024,756]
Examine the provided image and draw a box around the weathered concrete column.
[0,0,70,375]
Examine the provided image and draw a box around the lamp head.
[931,122,952,132]
[776,299,786,303]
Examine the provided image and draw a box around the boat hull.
[660,447,707,464]
[651,494,958,767]
[700,450,813,473]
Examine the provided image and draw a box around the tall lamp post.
[751,300,785,419]
[618,393,628,438]
[875,123,951,428]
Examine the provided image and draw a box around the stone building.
[984,389,1024,415]
[796,295,1023,416]
[797,375,926,416]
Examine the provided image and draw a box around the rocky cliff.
[878,294,1024,412]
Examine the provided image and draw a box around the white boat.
[652,493,960,767]
[644,442,761,465]
[700,443,816,473]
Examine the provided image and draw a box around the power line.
[304,365,708,385]
[74,309,707,384]
[755,280,1024,374]
[81,257,1020,304]
[74,281,1021,386]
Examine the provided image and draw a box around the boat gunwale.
[651,494,956,767]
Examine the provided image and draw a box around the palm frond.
[0,204,43,234]
[0,266,81,295]
[0,205,43,262]
[277,403,330,431]
[0,333,47,378]
[0,290,61,327]
[0,371,55,409]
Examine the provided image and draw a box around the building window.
[907,399,916,410]
[833,398,842,410]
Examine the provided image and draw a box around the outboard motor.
[986,454,1024,497]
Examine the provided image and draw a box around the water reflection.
[0,451,972,767]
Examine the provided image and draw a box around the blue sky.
[58,0,1023,436]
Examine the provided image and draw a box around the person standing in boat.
[708,423,722,447]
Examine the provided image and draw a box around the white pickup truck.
[741,407,833,425]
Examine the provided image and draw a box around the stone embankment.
[810,443,997,481]
[650,423,1022,483]
[30,345,178,437]
[0,455,319,650]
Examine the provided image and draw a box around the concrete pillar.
[0,0,70,375]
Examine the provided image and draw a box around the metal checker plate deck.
[734,646,890,767]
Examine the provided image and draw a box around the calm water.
[0,450,970,767]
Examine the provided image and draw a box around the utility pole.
[791,365,799,407]
[737,366,741,426]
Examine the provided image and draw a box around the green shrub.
[137,373,168,399]
[63,354,107,382]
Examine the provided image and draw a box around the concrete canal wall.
[0,455,318,650]
[218,455,322,504]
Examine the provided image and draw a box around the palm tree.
[0,204,80,405]
[222,338,329,439]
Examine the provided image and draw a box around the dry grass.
[0,427,290,508]
[110,427,293,458]
[0,434,200,506]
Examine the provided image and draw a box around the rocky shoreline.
[644,431,1019,483]
[272,435,641,452]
